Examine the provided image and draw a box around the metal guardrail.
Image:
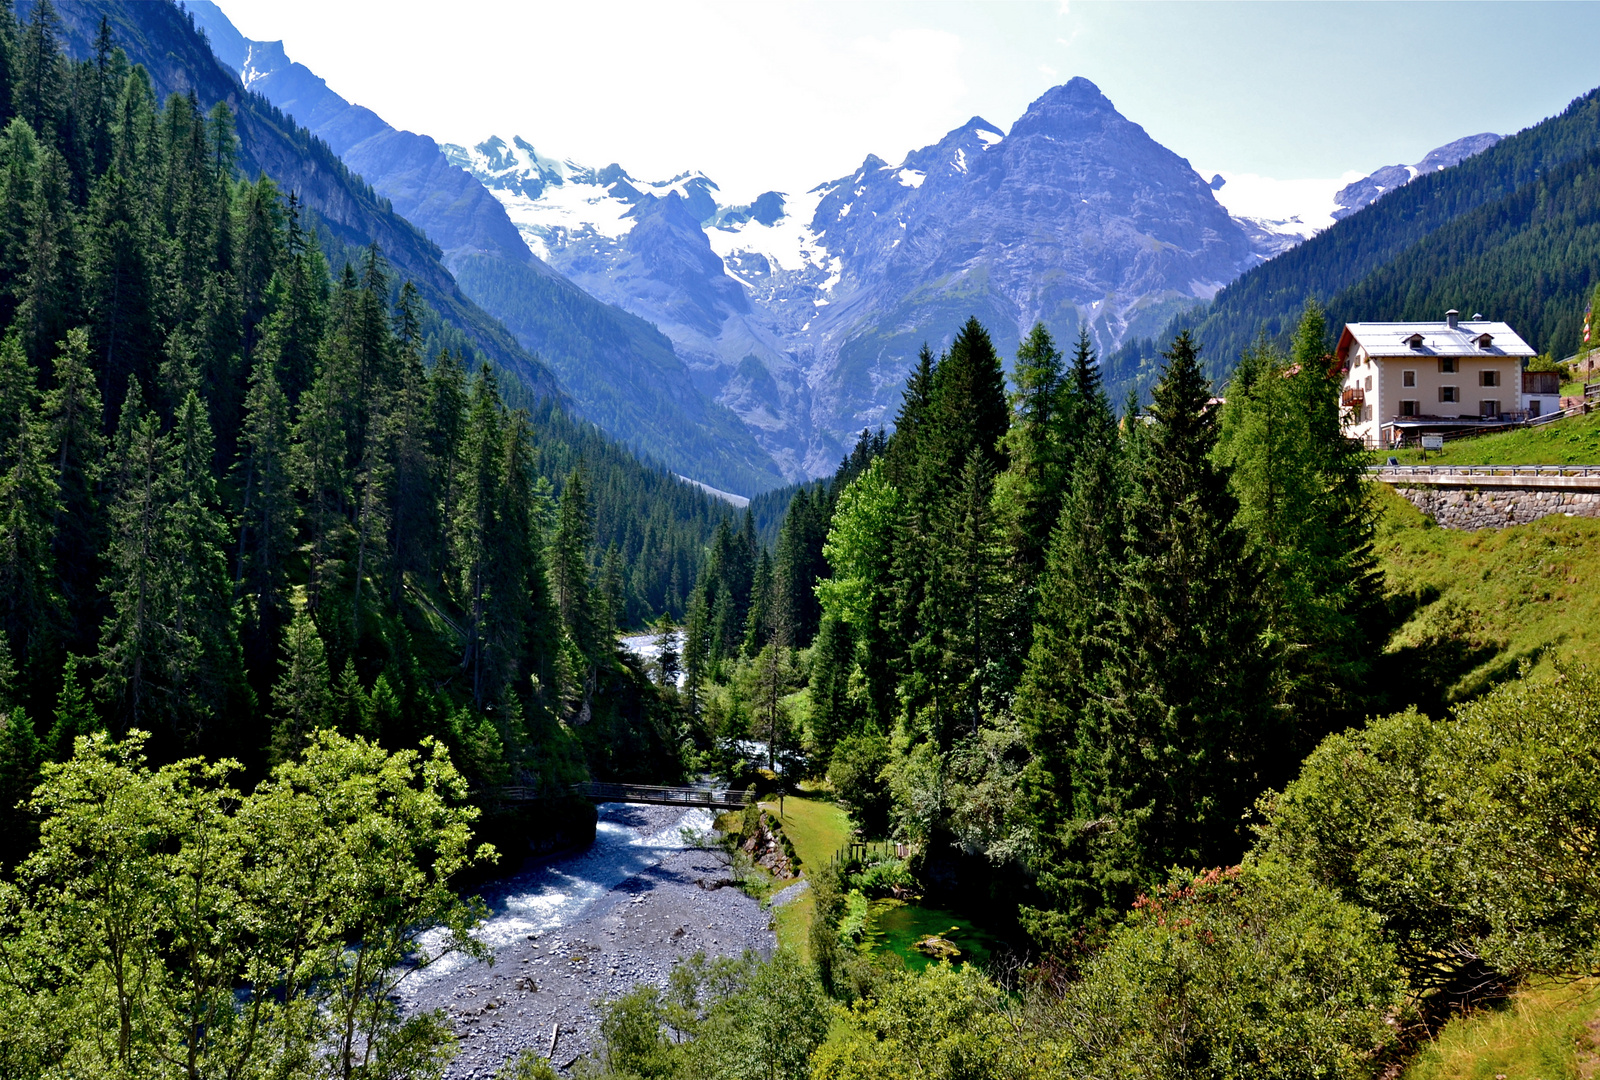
[570,781,754,809]
[1369,464,1600,478]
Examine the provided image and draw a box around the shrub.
[1258,663,1600,994]
[1045,860,1401,1080]
[828,734,892,836]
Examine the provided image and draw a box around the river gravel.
[399,802,775,1078]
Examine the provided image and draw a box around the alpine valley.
[179,0,1509,486]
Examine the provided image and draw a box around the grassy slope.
[1388,410,1600,466]
[1374,485,1600,701]
[1403,980,1600,1080]
[758,794,853,959]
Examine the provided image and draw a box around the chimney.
[1446,309,1459,329]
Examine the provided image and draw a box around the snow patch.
[896,168,926,188]
[975,128,1003,147]
[707,186,841,292]
[952,148,968,174]
[1203,169,1363,241]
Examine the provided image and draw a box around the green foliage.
[1056,330,1278,922]
[584,950,829,1080]
[1258,663,1600,995]
[0,728,491,1078]
[497,1049,561,1080]
[828,732,892,837]
[811,962,1012,1080]
[1214,302,1386,747]
[1043,860,1401,1080]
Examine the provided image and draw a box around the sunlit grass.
[1386,410,1600,466]
[1403,979,1600,1080]
[760,794,853,871]
[1373,486,1600,692]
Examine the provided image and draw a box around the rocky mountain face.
[180,1,787,496]
[173,3,1514,482]
[36,0,563,403]
[1332,133,1502,220]
[455,79,1256,476]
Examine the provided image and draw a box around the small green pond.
[859,898,1005,973]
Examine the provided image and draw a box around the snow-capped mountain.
[452,79,1257,476]
[1207,132,1503,260]
[1331,133,1502,220]
[181,0,789,496]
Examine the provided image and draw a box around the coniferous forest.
[1,3,1598,1079]
[0,0,729,825]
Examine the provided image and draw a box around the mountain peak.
[1032,77,1112,111]
[1009,77,1130,143]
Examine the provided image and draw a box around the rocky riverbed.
[399,803,776,1078]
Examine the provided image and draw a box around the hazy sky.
[211,1,1600,204]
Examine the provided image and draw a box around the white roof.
[1338,318,1535,360]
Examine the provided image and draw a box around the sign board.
[1421,435,1445,451]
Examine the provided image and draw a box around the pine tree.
[95,381,166,736]
[11,0,62,141]
[0,703,39,868]
[548,465,596,662]
[44,651,96,761]
[84,162,157,410]
[233,358,295,654]
[1216,301,1385,744]
[452,368,507,707]
[15,142,77,365]
[0,349,60,677]
[997,322,1069,581]
[42,325,105,655]
[927,317,1010,480]
[742,547,773,656]
[269,610,332,765]
[0,1,16,132]
[1069,331,1279,922]
[165,391,246,754]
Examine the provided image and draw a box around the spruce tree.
[0,355,59,678]
[269,610,332,765]
[1216,302,1385,743]
[44,651,95,761]
[548,465,596,661]
[0,703,39,868]
[1070,330,1278,922]
[234,358,295,658]
[95,381,165,736]
[11,0,62,141]
[42,325,105,656]
[996,322,1068,581]
[165,391,245,754]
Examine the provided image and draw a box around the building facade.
[1336,311,1536,448]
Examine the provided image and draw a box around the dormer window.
[1477,333,1494,347]
[1405,333,1424,348]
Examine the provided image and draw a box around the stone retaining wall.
[1390,484,1600,529]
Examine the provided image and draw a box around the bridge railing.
[1368,464,1600,478]
[570,781,754,808]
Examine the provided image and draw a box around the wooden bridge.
[571,782,754,809]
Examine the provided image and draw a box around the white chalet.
[1336,310,1536,448]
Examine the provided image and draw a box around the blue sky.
[213,1,1600,204]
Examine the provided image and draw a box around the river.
[400,801,775,1078]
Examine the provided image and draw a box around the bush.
[1045,860,1401,1080]
[850,857,913,898]
[828,734,892,836]
[1258,663,1600,994]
